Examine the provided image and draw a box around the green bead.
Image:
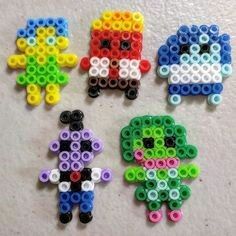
[135,186,147,201]
[47,64,58,74]
[142,127,153,137]
[188,164,200,178]
[121,126,133,139]
[153,127,164,138]
[147,200,161,211]
[176,147,187,159]
[47,55,57,64]
[155,148,166,158]
[166,147,176,157]
[46,74,57,84]
[133,139,143,149]
[157,169,168,180]
[178,165,188,179]
[168,178,180,189]
[154,138,165,147]
[158,190,169,201]
[152,116,163,126]
[122,150,134,162]
[145,179,157,190]
[175,137,186,147]
[174,125,186,137]
[37,65,47,75]
[141,116,152,127]
[121,139,132,151]
[130,117,142,128]
[163,116,175,127]
[164,126,174,137]
[132,129,142,139]
[26,74,37,84]
[37,75,47,87]
[179,185,191,200]
[168,199,182,210]
[26,65,37,75]
[186,145,198,159]
[16,73,27,86]
[144,149,154,158]
[147,189,158,201]
[135,168,146,182]
[26,56,36,65]
[124,168,136,182]
[57,73,69,86]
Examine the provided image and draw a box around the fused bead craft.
[80,10,151,100]
[39,110,112,224]
[157,25,232,106]
[121,115,200,223]
[7,17,78,106]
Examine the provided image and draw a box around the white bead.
[119,68,129,79]
[119,59,129,68]
[212,73,222,83]
[170,64,180,74]
[180,74,191,84]
[201,64,211,74]
[191,64,201,74]
[202,73,212,83]
[100,57,110,68]
[168,74,181,84]
[90,57,100,67]
[129,69,141,80]
[99,68,109,78]
[81,180,95,191]
[49,169,60,184]
[130,59,140,69]
[91,168,102,183]
[89,66,99,77]
[211,63,221,74]
[180,64,190,74]
[190,73,201,83]
[58,181,71,192]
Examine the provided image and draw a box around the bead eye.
[100,39,110,49]
[200,44,210,54]
[179,44,189,55]
[143,137,154,149]
[164,136,176,148]
[120,40,131,50]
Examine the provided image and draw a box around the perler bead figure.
[7,17,78,106]
[121,115,200,223]
[157,25,232,106]
[80,11,151,100]
[39,110,112,224]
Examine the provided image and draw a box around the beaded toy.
[7,17,78,106]
[80,10,151,100]
[39,110,112,224]
[157,25,232,106]
[121,115,200,223]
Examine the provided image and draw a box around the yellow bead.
[56,36,69,50]
[102,21,112,30]
[57,54,66,67]
[111,21,122,31]
[17,55,27,68]
[26,84,41,94]
[7,55,17,68]
[102,10,113,21]
[92,19,103,30]
[122,11,132,21]
[45,83,60,93]
[36,46,46,55]
[46,26,56,36]
[46,46,58,56]
[122,21,132,31]
[26,92,42,106]
[45,92,61,105]
[132,22,143,32]
[36,55,47,65]
[36,27,47,37]
[112,11,122,21]
[65,54,78,67]
[36,36,46,46]
[132,12,144,23]
[16,38,27,52]
[25,47,36,56]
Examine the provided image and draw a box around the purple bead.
[70,141,80,151]
[101,168,112,182]
[71,161,84,171]
[39,169,50,183]
[59,130,70,140]
[59,151,70,161]
[81,129,93,140]
[49,140,60,153]
[59,161,70,171]
[81,151,94,163]
[70,131,81,141]
[70,151,81,161]
[92,139,104,153]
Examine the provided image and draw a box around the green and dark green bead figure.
[121,115,200,223]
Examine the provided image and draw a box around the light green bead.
[146,169,157,180]
[199,33,209,44]
[190,44,200,54]
[210,43,221,53]
[169,189,180,200]
[200,53,211,63]
[208,94,222,106]
[190,54,201,64]
[221,64,232,78]
[168,168,178,178]
[157,180,168,190]
[157,65,170,78]
[147,190,158,201]
[180,53,190,64]
[210,53,221,63]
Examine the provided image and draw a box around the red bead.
[90,38,100,49]
[120,50,130,59]
[131,41,142,52]
[131,32,143,42]
[111,39,120,49]
[100,48,110,58]
[91,30,101,39]
[110,49,120,59]
[130,50,141,60]
[112,31,121,40]
[109,68,119,79]
[90,48,100,57]
[101,30,111,40]
[121,31,131,41]
[139,59,151,73]
[80,57,91,71]
[70,171,81,182]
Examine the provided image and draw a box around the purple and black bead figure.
[39,110,112,224]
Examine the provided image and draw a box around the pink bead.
[148,210,162,223]
[166,158,178,168]
[134,149,144,161]
[144,159,155,169]
[168,210,183,222]
[156,159,166,169]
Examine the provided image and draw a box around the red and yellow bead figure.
[80,11,151,100]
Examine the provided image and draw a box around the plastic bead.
[122,115,200,223]
[39,111,112,224]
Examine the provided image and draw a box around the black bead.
[70,181,82,192]
[81,168,92,181]
[59,212,73,224]
[60,140,71,152]
[70,110,84,122]
[88,86,100,98]
[164,136,176,147]
[143,138,154,149]
[180,44,189,54]
[79,212,93,224]
[125,88,138,100]
[120,40,131,50]
[59,171,71,182]
[80,140,92,152]
[69,121,84,131]
[60,111,71,124]
[101,39,110,49]
[200,44,210,54]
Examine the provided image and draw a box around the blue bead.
[80,201,93,213]
[17,28,27,38]
[209,25,219,35]
[178,25,189,35]
[56,17,67,27]
[169,45,180,54]
[189,25,199,35]
[81,191,94,202]
[56,26,67,36]
[189,34,199,44]
[46,17,56,26]
[169,54,180,64]
[190,84,201,95]
[36,18,46,27]
[27,19,36,28]
[199,25,209,34]
[169,84,180,94]
[221,53,231,64]
[158,55,170,66]
[26,27,36,37]
[212,83,223,94]
[221,43,231,54]
[180,85,191,96]
[178,34,189,44]
[220,34,230,44]
[158,45,169,56]
[71,192,81,204]
[201,84,212,95]
[60,192,71,203]
[167,35,179,46]
[209,35,219,44]
[59,202,71,214]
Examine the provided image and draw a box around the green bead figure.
[121,115,200,223]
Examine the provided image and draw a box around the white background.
[0,0,235,235]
